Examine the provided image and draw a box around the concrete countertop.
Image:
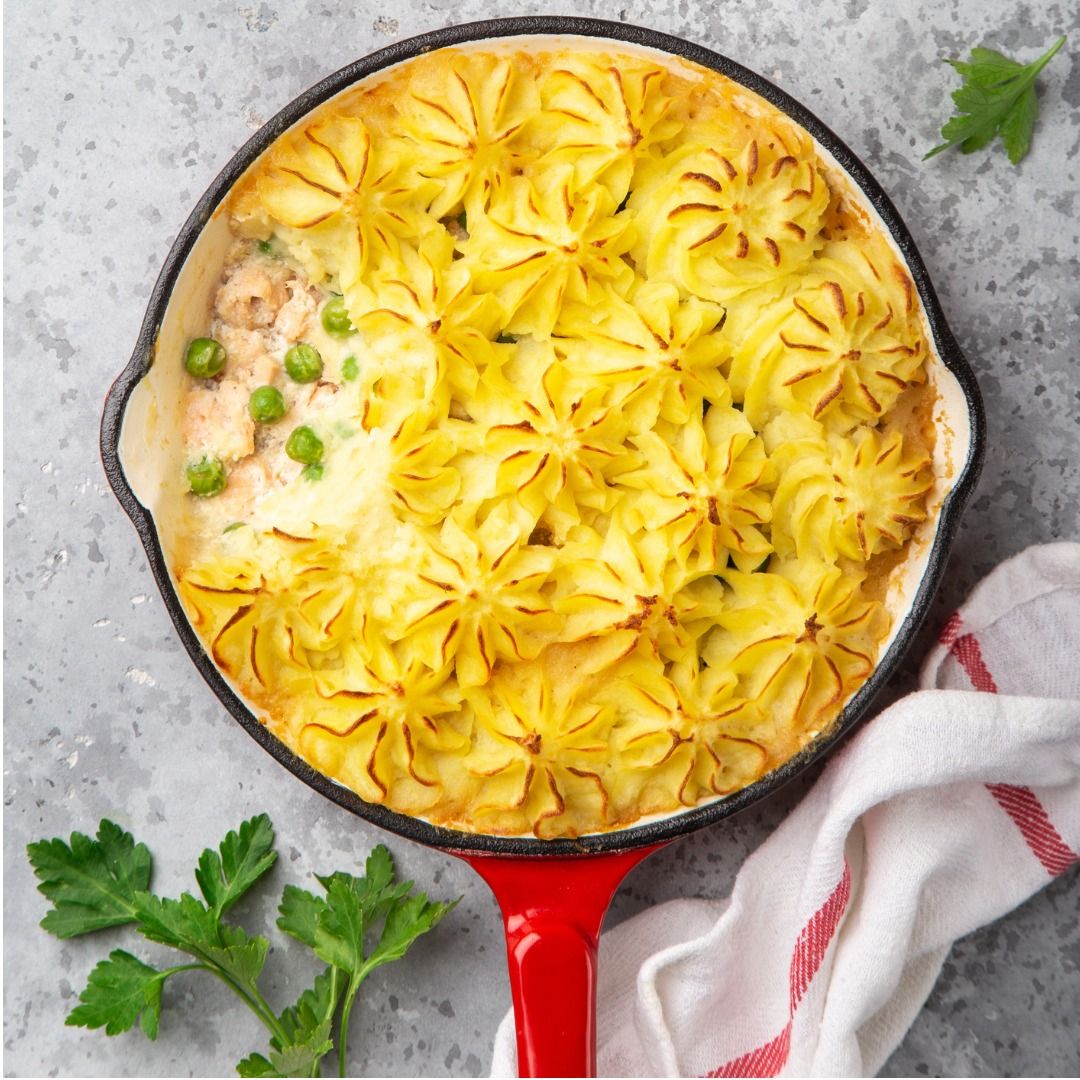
[4,0,1078,1075]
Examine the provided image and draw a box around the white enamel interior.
[119,34,976,837]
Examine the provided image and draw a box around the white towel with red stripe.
[491,542,1080,1077]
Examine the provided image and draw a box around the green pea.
[341,355,359,381]
[286,425,324,466]
[248,385,286,423]
[301,463,325,482]
[321,295,355,338]
[186,456,227,497]
[184,337,226,379]
[284,342,324,383]
[257,239,273,255]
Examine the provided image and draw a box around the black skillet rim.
[100,16,986,857]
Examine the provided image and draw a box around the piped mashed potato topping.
[175,48,935,838]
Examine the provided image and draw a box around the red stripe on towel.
[706,862,852,1078]
[950,633,999,693]
[944,615,1077,877]
[789,862,853,1012]
[708,1025,792,1079]
[938,610,963,647]
[986,783,1078,877]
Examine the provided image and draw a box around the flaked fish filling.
[182,240,352,523]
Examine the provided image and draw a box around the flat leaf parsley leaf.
[28,816,459,1078]
[65,949,174,1039]
[195,812,278,918]
[925,35,1067,164]
[27,819,151,938]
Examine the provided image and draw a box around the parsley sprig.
[27,815,458,1078]
[925,35,1067,164]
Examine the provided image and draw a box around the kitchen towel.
[490,542,1080,1077]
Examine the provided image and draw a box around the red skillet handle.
[464,846,663,1078]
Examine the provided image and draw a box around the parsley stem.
[319,967,343,1079]
[1006,35,1067,100]
[196,961,287,1043]
[1031,35,1067,75]
[337,974,363,1078]
[162,962,207,977]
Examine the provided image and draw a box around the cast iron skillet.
[101,17,985,1076]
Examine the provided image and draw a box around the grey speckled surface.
[4,1,1079,1076]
